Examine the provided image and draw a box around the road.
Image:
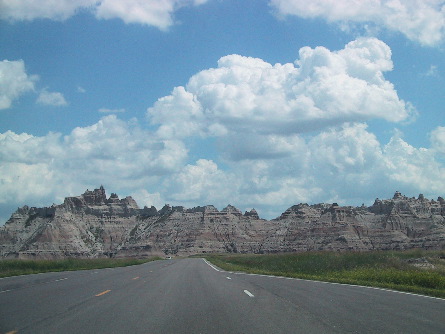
[0,258,444,333]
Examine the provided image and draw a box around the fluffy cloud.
[0,59,37,110]
[0,0,208,29]
[0,59,69,109]
[130,189,164,210]
[1,38,444,222]
[149,86,204,138]
[62,116,187,180]
[145,37,440,213]
[95,0,175,29]
[95,0,209,29]
[163,122,445,216]
[231,123,445,210]
[270,0,445,46]
[383,132,445,193]
[430,126,445,154]
[164,159,237,205]
[218,133,306,161]
[1,118,444,221]
[0,0,94,21]
[36,89,68,106]
[0,115,187,208]
[212,123,385,210]
[148,37,414,141]
[308,123,383,176]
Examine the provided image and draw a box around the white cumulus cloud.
[1,119,444,221]
[36,89,68,106]
[383,132,445,193]
[0,0,95,21]
[0,115,187,209]
[270,0,445,47]
[0,59,37,110]
[130,189,164,210]
[0,0,208,29]
[1,37,444,222]
[430,126,445,154]
[95,0,175,29]
[167,121,445,215]
[165,159,236,204]
[148,37,414,141]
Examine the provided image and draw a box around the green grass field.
[204,250,445,298]
[0,257,161,278]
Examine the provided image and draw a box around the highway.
[1,258,444,333]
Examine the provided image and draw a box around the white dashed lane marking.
[244,290,254,298]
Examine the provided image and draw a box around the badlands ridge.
[1,186,444,259]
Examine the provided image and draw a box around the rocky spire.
[222,205,242,216]
[393,191,402,199]
[82,186,107,206]
[244,208,259,219]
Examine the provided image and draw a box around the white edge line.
[202,259,444,302]
[202,258,221,272]
[231,272,445,302]
[244,290,254,297]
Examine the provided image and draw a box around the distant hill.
[1,187,444,259]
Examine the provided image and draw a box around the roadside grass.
[0,257,162,278]
[204,250,445,298]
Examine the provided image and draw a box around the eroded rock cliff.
[0,186,140,259]
[1,187,444,258]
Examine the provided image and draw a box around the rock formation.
[0,187,444,259]
[0,186,140,259]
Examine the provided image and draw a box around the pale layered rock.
[0,186,140,259]
[1,189,444,259]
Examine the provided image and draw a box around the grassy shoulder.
[0,257,162,278]
[204,250,445,299]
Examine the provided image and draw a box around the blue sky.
[1,0,444,222]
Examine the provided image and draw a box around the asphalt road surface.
[1,258,444,333]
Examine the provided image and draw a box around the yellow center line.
[95,289,111,297]
[6,331,18,334]
[132,276,140,280]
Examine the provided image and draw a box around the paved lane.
[224,270,445,333]
[1,258,444,333]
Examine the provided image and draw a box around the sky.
[0,0,444,222]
